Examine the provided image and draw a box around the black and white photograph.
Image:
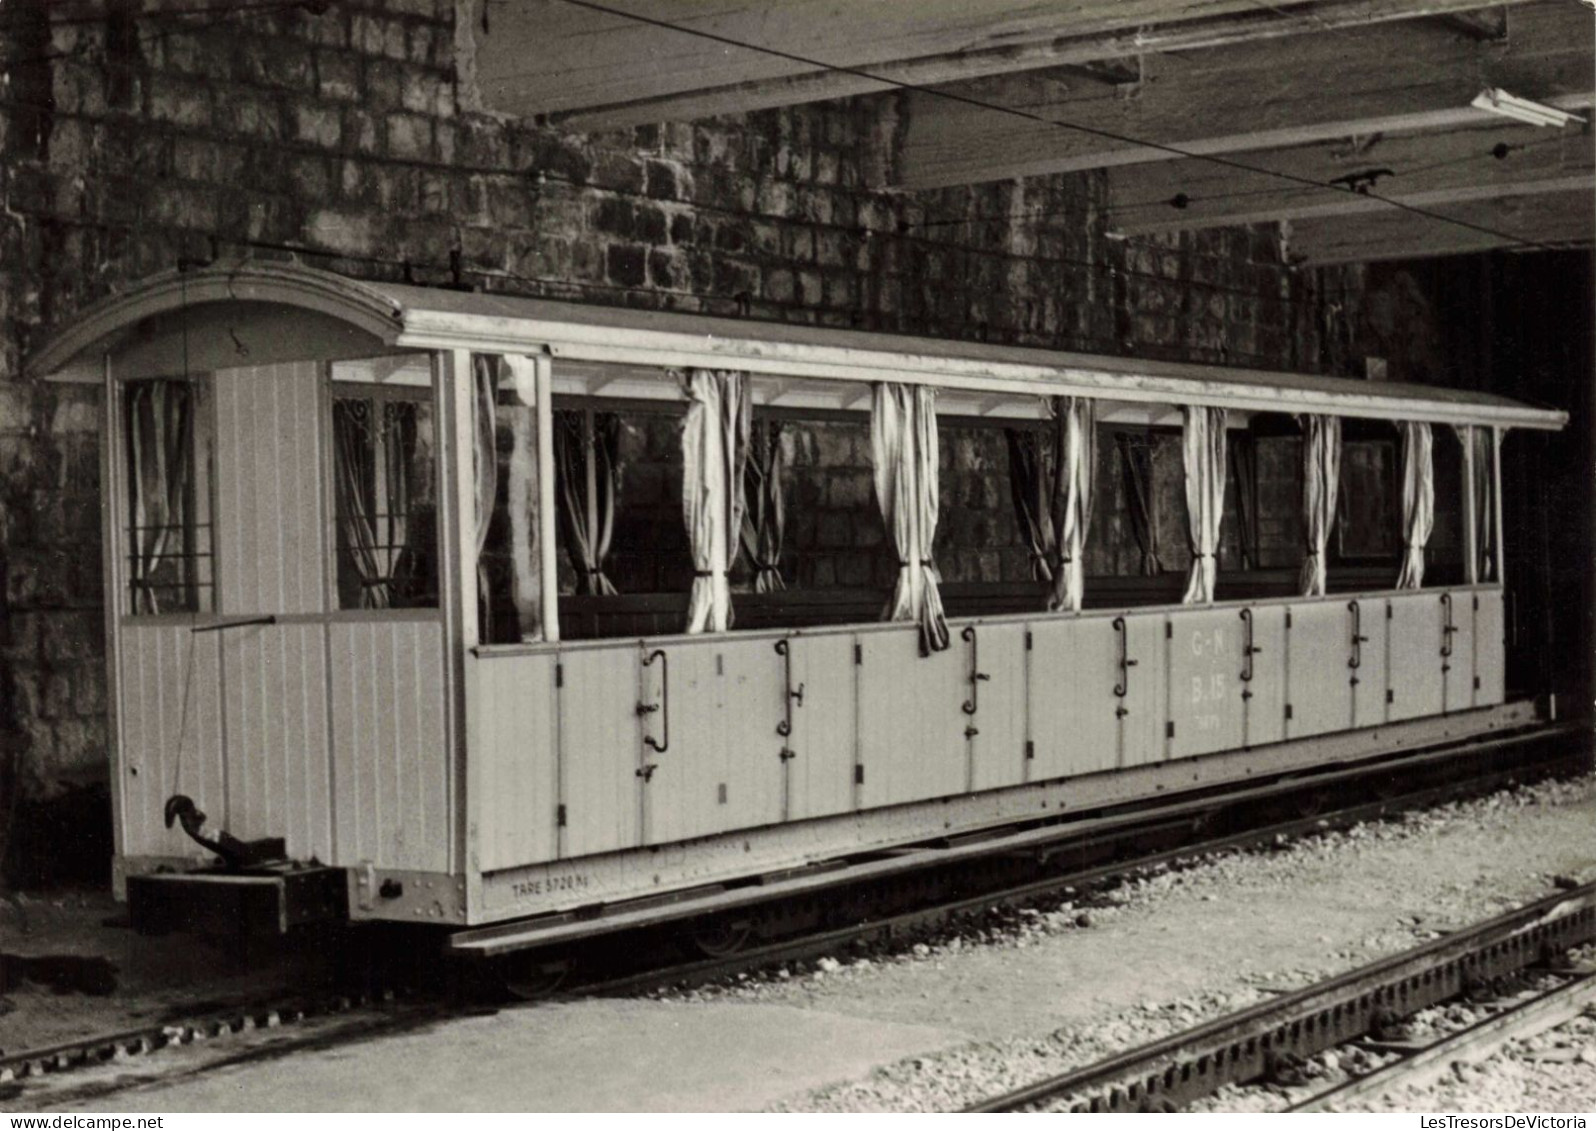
[0,0,1593,1116]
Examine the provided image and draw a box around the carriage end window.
[124,378,214,615]
[330,357,439,610]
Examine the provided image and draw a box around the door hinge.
[1473,676,1481,690]
[1386,604,1393,620]
[555,663,564,689]
[1285,610,1292,629]
[854,764,865,785]
[854,643,863,665]
[556,803,567,827]
[1473,595,1479,611]
[1025,630,1033,651]
[1166,721,1175,738]
[1165,622,1172,640]
[1285,703,1293,720]
[1386,689,1395,704]
[1025,740,1035,761]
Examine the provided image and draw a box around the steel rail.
[1291,972,1596,1112]
[963,883,1596,1112]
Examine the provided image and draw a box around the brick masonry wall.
[0,0,1446,866]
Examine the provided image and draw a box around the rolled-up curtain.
[333,398,388,609]
[1396,421,1434,589]
[872,383,949,655]
[1117,433,1162,576]
[1180,405,1228,604]
[1452,424,1498,582]
[1004,426,1056,583]
[126,380,193,614]
[471,355,499,637]
[503,355,542,640]
[741,419,787,593]
[1048,396,1096,612]
[681,369,751,633]
[553,409,620,596]
[1299,414,1342,597]
[379,400,417,602]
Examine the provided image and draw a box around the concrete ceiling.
[464,0,1595,261]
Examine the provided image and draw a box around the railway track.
[963,882,1596,1112]
[4,724,1587,1105]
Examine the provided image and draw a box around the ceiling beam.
[466,0,1538,129]
[1105,119,1594,234]
[893,0,1589,188]
[1283,189,1594,264]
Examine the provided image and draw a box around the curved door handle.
[1347,600,1367,672]
[774,639,798,759]
[1112,616,1137,703]
[961,625,988,716]
[1440,592,1456,659]
[640,648,669,753]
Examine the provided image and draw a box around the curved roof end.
[25,260,406,380]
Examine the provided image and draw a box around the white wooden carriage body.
[31,263,1562,927]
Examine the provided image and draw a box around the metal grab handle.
[774,639,800,748]
[1239,608,1256,683]
[1440,592,1456,658]
[1347,600,1367,671]
[1112,616,1136,699]
[961,625,989,716]
[640,648,669,753]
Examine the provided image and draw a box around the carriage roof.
[29,260,1566,432]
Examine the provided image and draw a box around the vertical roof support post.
[535,353,561,643]
[1463,426,1478,586]
[1492,427,1506,587]
[439,348,477,883]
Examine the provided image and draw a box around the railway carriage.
[27,261,1566,954]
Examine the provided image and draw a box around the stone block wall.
[0,0,1425,875]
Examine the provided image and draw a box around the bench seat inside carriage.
[26,262,1566,941]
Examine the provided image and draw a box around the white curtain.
[1396,421,1434,589]
[681,369,751,634]
[126,380,194,614]
[1180,406,1228,604]
[1452,424,1498,582]
[872,383,949,655]
[503,356,542,640]
[1299,414,1342,597]
[741,420,787,592]
[471,356,499,637]
[1049,396,1096,613]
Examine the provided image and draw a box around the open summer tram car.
[28,261,1567,956]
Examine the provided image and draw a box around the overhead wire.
[547,0,1573,255]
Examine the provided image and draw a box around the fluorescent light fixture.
[1470,88,1586,128]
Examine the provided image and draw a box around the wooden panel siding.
[474,652,560,873]
[213,362,326,616]
[220,621,333,860]
[329,620,450,872]
[117,625,225,859]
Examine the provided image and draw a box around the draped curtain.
[1180,406,1228,604]
[1452,424,1498,582]
[126,380,194,614]
[681,368,752,633]
[1228,432,1259,570]
[333,399,386,608]
[470,355,499,637]
[502,355,542,640]
[1003,426,1057,583]
[1049,396,1096,613]
[553,409,620,596]
[1299,414,1342,597]
[1396,421,1434,589]
[741,419,787,592]
[1116,433,1162,576]
[872,383,949,655]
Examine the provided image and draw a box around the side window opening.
[123,377,214,615]
[329,357,440,610]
